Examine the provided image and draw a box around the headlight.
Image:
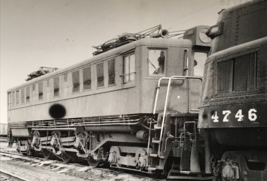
[199,28,211,43]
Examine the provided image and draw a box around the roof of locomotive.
[206,36,267,65]
[218,0,265,20]
[8,38,192,91]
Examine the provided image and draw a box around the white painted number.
[211,111,219,122]
[222,110,231,122]
[235,109,244,122]
[248,108,257,121]
[212,108,258,123]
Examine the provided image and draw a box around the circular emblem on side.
[49,104,66,119]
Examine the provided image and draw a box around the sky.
[0,0,250,123]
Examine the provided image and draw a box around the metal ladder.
[151,75,202,157]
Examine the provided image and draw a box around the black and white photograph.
[1,0,266,180]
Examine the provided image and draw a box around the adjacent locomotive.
[199,0,267,180]
[7,25,212,179]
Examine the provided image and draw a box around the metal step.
[154,125,161,129]
[148,167,157,171]
[149,153,158,157]
[152,138,160,144]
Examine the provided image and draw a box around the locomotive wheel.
[42,149,53,160]
[22,149,32,156]
[87,156,103,167]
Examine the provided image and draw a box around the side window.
[123,53,135,83]
[64,73,68,82]
[39,82,43,100]
[26,87,30,103]
[54,77,59,97]
[108,59,115,85]
[21,88,25,104]
[16,90,19,105]
[8,92,11,107]
[97,63,104,87]
[83,67,91,90]
[12,92,15,106]
[148,50,165,75]
[72,71,80,92]
[194,52,207,76]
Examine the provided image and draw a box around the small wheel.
[87,156,103,167]
[42,149,52,159]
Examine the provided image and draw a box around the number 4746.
[211,109,257,122]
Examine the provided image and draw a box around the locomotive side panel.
[8,87,139,122]
[8,49,141,122]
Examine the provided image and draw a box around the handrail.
[153,75,202,157]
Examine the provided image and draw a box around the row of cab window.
[8,52,136,107]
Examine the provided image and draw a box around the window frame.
[26,86,30,103]
[11,91,15,106]
[16,90,20,105]
[108,59,115,86]
[83,66,92,91]
[8,92,11,107]
[147,48,167,77]
[96,63,104,88]
[123,52,136,84]
[54,77,60,97]
[72,70,80,93]
[21,88,25,104]
[38,82,44,100]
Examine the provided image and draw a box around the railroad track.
[0,169,29,181]
[0,150,159,181]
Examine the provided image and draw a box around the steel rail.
[0,169,29,181]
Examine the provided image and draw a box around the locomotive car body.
[7,25,213,179]
[199,0,267,180]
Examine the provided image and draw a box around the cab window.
[194,52,207,76]
[148,49,166,75]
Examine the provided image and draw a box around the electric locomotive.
[7,25,211,179]
[199,0,267,180]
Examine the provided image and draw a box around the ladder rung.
[149,153,158,157]
[154,125,161,129]
[152,139,160,144]
[148,167,157,171]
